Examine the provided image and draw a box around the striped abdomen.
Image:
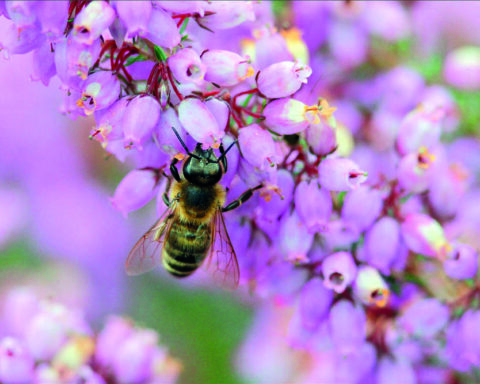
[162,218,211,278]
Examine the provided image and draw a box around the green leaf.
[124,55,148,67]
[154,45,168,62]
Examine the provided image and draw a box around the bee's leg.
[219,143,228,172]
[222,184,262,212]
[170,157,182,182]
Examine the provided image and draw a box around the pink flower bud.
[122,96,161,150]
[110,169,159,217]
[202,50,254,86]
[305,121,337,156]
[238,124,277,170]
[341,186,383,232]
[144,8,180,49]
[322,251,357,293]
[203,1,255,29]
[328,301,366,356]
[277,212,314,263]
[444,46,480,90]
[319,157,367,191]
[114,0,152,37]
[396,106,443,156]
[364,217,400,275]
[178,98,225,146]
[401,213,449,258]
[257,61,312,98]
[263,98,309,135]
[444,243,478,280]
[294,180,332,232]
[353,266,390,308]
[0,338,34,384]
[73,1,115,45]
[168,48,206,85]
[77,71,120,116]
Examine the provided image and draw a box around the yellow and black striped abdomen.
[162,218,211,278]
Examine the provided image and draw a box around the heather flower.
[294,180,332,233]
[73,1,115,45]
[376,358,416,384]
[31,41,56,86]
[321,251,357,293]
[401,213,449,258]
[0,21,45,55]
[110,169,160,217]
[444,46,480,90]
[318,157,367,192]
[341,186,383,232]
[443,243,478,280]
[168,48,206,85]
[397,298,449,338]
[353,266,390,307]
[155,1,206,16]
[143,8,180,49]
[304,120,337,157]
[252,26,294,70]
[298,278,333,330]
[203,1,255,30]
[397,146,436,194]
[238,124,277,170]
[122,95,161,150]
[277,212,314,263]
[114,0,152,37]
[92,97,129,149]
[77,71,120,116]
[0,337,34,384]
[257,61,312,98]
[202,50,254,86]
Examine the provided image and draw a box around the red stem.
[167,66,184,101]
[232,88,259,107]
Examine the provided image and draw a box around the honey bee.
[126,128,261,288]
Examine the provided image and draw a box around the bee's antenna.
[171,127,202,160]
[216,140,238,163]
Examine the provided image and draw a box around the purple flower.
[444,46,480,90]
[203,1,255,30]
[397,147,436,194]
[361,2,410,42]
[321,251,357,293]
[202,50,254,86]
[443,243,478,280]
[277,212,314,263]
[401,213,449,258]
[446,310,480,372]
[114,0,152,37]
[398,298,449,338]
[122,95,161,150]
[77,71,120,116]
[304,120,337,156]
[168,48,206,85]
[353,266,390,308]
[73,1,115,45]
[110,169,160,217]
[31,42,56,86]
[178,98,225,146]
[299,278,333,330]
[257,61,312,99]
[294,180,332,232]
[238,124,277,170]
[0,21,45,54]
[376,358,416,384]
[5,1,37,27]
[341,186,383,232]
[0,338,34,384]
[143,8,180,49]
[318,157,367,192]
[155,1,205,16]
[328,22,368,69]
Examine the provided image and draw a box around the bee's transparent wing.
[125,201,177,276]
[203,209,240,289]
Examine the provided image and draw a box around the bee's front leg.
[170,157,182,182]
[222,185,262,212]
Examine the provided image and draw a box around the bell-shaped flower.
[35,1,69,37]
[443,243,478,280]
[155,1,205,16]
[178,98,225,146]
[396,105,443,156]
[322,220,360,251]
[110,169,160,217]
[95,317,134,368]
[111,330,158,384]
[54,37,101,87]
[364,217,400,275]
[263,99,317,135]
[397,146,437,194]
[305,120,337,156]
[299,278,333,331]
[73,1,115,45]
[341,186,383,232]
[376,358,416,384]
[294,180,332,232]
[202,50,254,86]
[77,71,120,116]
[155,108,187,155]
[203,1,255,30]
[5,1,37,27]
[401,213,449,258]
[168,48,206,85]
[353,266,390,308]
[92,98,128,148]
[122,96,161,150]
[205,98,229,132]
[0,21,45,55]
[328,301,366,356]
[256,169,294,221]
[321,251,357,293]
[114,1,152,37]
[277,212,314,263]
[444,46,480,90]
[253,26,293,70]
[257,61,312,98]
[238,124,277,171]
[319,157,367,192]
[0,338,34,383]
[143,8,180,49]
[32,41,56,86]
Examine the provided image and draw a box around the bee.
[126,128,262,288]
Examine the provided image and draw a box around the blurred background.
[1,1,480,383]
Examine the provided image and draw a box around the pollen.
[417,146,436,169]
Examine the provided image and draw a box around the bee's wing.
[203,208,240,289]
[125,201,177,276]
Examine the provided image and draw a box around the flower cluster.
[2,1,480,383]
[0,287,181,384]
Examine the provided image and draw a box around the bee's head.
[183,144,223,186]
